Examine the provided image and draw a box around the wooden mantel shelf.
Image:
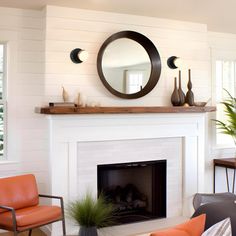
[38,106,216,114]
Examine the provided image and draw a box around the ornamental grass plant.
[67,192,114,228]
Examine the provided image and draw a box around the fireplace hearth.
[48,112,208,235]
[97,160,167,225]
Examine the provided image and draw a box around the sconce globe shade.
[78,50,89,62]
[70,48,89,63]
[167,56,182,69]
[174,57,182,68]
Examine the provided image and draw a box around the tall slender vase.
[185,69,194,106]
[178,70,185,106]
[171,77,180,106]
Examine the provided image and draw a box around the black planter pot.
[79,226,98,236]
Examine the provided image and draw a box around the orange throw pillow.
[150,214,206,236]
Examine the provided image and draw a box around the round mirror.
[97,31,161,99]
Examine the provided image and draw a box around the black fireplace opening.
[97,160,167,225]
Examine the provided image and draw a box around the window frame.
[0,42,7,160]
[211,49,236,149]
[125,70,145,94]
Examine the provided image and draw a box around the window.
[125,70,144,93]
[215,60,236,146]
[0,44,5,157]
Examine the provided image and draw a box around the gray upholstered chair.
[193,192,236,210]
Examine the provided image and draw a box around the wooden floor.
[0,229,46,235]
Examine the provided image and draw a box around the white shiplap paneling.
[45,6,211,107]
[0,5,214,202]
[0,7,49,194]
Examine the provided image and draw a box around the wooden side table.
[214,158,236,193]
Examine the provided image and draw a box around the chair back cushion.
[0,174,39,212]
[193,192,236,210]
[192,201,236,234]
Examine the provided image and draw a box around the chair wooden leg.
[28,229,32,236]
[13,230,18,236]
[62,218,66,235]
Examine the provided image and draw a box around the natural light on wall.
[0,44,4,157]
[125,70,144,94]
[215,60,236,146]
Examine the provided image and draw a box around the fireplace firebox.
[97,160,167,225]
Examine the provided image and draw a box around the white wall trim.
[47,113,207,236]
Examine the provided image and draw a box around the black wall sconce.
[70,48,89,63]
[167,56,182,69]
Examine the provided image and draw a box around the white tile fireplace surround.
[48,112,207,236]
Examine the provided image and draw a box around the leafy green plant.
[213,89,236,145]
[67,193,114,228]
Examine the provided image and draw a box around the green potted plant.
[213,89,236,146]
[67,192,114,236]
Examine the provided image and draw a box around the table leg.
[233,169,236,193]
[226,168,230,192]
[213,164,216,193]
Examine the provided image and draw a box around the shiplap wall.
[44,6,211,106]
[0,5,226,197]
[0,7,49,193]
[208,31,236,193]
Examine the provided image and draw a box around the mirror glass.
[102,38,151,94]
[97,31,161,99]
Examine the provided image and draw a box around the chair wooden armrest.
[0,205,17,231]
[0,205,15,211]
[38,194,65,221]
[39,194,63,200]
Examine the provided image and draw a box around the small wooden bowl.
[194,102,207,107]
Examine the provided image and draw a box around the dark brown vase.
[185,69,194,106]
[79,226,98,236]
[178,70,185,106]
[171,77,180,106]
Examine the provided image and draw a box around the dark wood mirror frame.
[97,31,162,99]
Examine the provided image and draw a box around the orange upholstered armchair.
[0,174,66,236]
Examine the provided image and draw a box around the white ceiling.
[0,0,235,34]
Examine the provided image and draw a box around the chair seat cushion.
[0,205,62,229]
